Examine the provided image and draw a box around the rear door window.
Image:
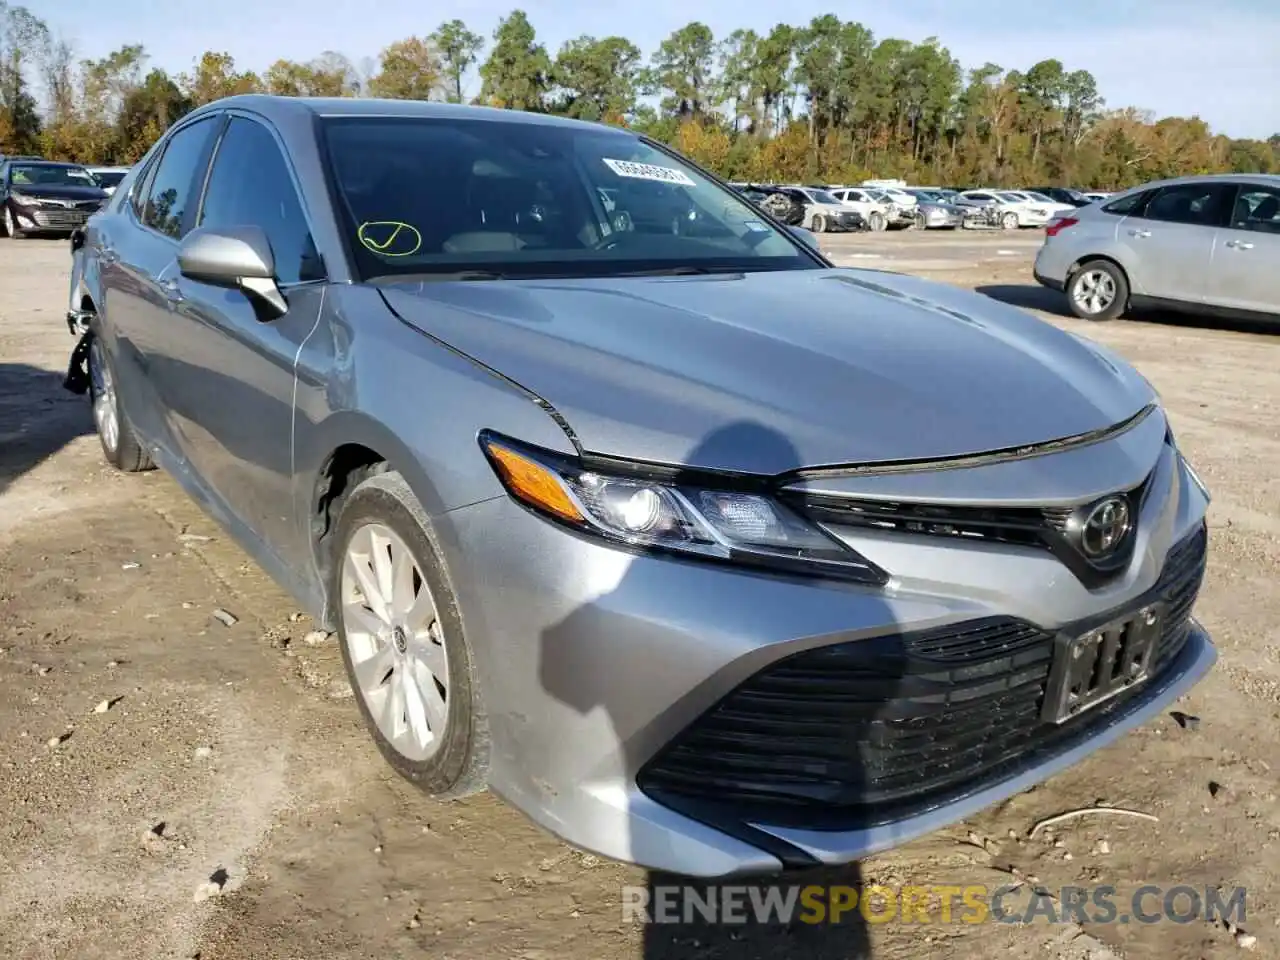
[142,116,220,240]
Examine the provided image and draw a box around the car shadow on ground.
[977,283,1280,336]
[538,420,901,959]
[0,362,93,497]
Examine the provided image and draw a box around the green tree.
[265,52,358,97]
[431,19,484,103]
[367,36,442,100]
[478,10,550,111]
[118,69,191,160]
[646,22,717,118]
[181,51,260,106]
[551,35,641,122]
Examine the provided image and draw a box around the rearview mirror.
[178,225,287,320]
[788,225,820,251]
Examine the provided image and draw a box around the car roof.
[190,94,618,133]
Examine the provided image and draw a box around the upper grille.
[787,471,1155,589]
[638,523,1208,828]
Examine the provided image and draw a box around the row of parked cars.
[729,179,1114,233]
[0,153,129,239]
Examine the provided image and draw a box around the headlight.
[9,191,35,205]
[479,432,887,584]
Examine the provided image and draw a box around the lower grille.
[638,523,1207,827]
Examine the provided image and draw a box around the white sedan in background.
[956,190,1057,229]
[828,187,892,231]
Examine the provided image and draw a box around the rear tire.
[868,212,886,232]
[1067,260,1129,322]
[87,326,153,472]
[333,470,490,799]
[1001,212,1019,230]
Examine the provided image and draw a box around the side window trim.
[196,109,326,286]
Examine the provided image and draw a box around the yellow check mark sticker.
[357,221,423,257]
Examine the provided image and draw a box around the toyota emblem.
[1078,496,1132,559]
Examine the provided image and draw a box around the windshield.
[1024,191,1054,202]
[807,189,842,205]
[996,192,1025,203]
[9,163,97,188]
[867,191,891,203]
[94,170,127,188]
[320,116,818,280]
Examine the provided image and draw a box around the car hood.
[380,268,1155,474]
[9,183,107,202]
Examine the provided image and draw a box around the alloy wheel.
[1072,269,1118,316]
[3,207,14,236]
[341,522,450,762]
[88,338,119,453]
[1001,212,1019,230]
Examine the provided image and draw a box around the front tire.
[87,330,152,471]
[2,205,24,239]
[334,471,489,798]
[1001,211,1019,230]
[811,214,827,233]
[1067,260,1129,321]
[868,212,886,232]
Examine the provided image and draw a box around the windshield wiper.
[613,265,721,277]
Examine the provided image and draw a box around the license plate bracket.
[1042,604,1163,724]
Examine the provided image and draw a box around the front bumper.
[440,430,1213,878]
[9,202,97,233]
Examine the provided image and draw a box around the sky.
[26,0,1280,140]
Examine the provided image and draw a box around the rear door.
[1203,182,1280,315]
[100,113,223,452]
[152,112,327,561]
[1119,181,1233,305]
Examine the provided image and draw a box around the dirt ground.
[0,231,1277,960]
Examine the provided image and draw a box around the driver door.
[151,114,326,561]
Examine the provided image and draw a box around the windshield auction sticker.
[357,221,422,257]
[602,158,696,187]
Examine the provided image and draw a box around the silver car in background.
[65,95,1214,878]
[1034,174,1280,321]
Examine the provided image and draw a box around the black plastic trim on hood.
[786,403,1158,482]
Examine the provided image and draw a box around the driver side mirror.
[177,225,287,320]
[788,225,821,251]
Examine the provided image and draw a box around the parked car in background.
[861,180,918,211]
[1027,186,1094,208]
[1034,174,1280,322]
[956,190,1055,229]
[1010,191,1077,217]
[828,186,891,231]
[1083,192,1114,203]
[88,165,131,196]
[864,189,916,228]
[63,94,1215,878]
[783,185,866,232]
[903,188,967,229]
[0,159,109,238]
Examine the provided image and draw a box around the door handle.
[159,277,184,305]
[1127,229,1151,238]
[1225,239,1254,250]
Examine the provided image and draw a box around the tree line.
[2,1,1277,189]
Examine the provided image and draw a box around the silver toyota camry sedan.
[64,96,1214,878]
